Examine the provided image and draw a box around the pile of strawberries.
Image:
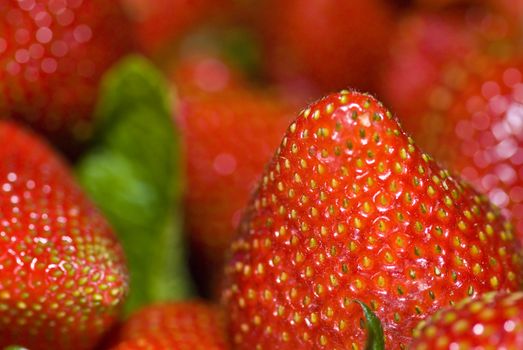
[1,0,523,349]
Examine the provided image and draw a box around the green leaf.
[76,55,193,313]
[3,346,29,350]
[354,300,385,350]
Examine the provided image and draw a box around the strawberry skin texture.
[0,121,128,350]
[259,0,395,93]
[0,0,134,148]
[410,291,523,349]
[222,91,523,349]
[109,302,227,350]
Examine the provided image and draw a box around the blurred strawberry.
[171,55,295,296]
[109,301,227,350]
[381,7,518,125]
[258,0,396,94]
[411,291,523,349]
[122,0,233,59]
[0,121,128,350]
[0,0,134,150]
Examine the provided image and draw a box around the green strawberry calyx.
[354,300,385,350]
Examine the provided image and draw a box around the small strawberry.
[175,70,295,296]
[109,301,227,350]
[222,90,523,349]
[0,121,128,350]
[258,0,396,93]
[0,0,134,149]
[410,291,523,349]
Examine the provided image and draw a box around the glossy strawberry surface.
[410,291,523,349]
[0,0,134,147]
[223,91,523,349]
[110,302,227,350]
[0,121,128,350]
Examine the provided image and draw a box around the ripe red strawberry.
[109,301,227,350]
[0,121,128,350]
[410,291,523,349]
[222,90,523,349]
[122,0,232,58]
[258,0,395,93]
[176,70,295,295]
[0,0,134,149]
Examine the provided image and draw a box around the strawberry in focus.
[109,301,227,350]
[410,291,523,349]
[174,58,295,296]
[223,90,523,349]
[0,121,128,350]
[258,0,396,94]
[0,0,134,149]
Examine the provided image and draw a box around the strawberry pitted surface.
[0,0,133,146]
[0,121,128,350]
[223,91,523,349]
[410,291,523,349]
[110,302,227,350]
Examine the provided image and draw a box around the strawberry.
[175,70,295,296]
[410,291,523,349]
[222,90,523,349]
[0,121,128,350]
[0,0,134,149]
[109,301,227,350]
[258,0,395,93]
